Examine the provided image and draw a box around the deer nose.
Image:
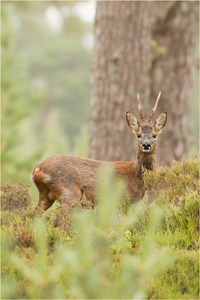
[142,142,151,150]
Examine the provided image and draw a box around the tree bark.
[150,1,199,164]
[90,1,153,161]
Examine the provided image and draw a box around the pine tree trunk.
[150,1,199,164]
[90,1,153,161]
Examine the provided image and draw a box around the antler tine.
[137,93,145,125]
[148,91,161,124]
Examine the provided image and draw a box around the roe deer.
[32,92,167,211]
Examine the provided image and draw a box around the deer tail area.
[31,166,51,184]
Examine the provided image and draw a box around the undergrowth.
[1,157,199,299]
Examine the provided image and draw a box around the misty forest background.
[2,1,94,188]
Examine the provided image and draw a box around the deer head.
[126,92,167,154]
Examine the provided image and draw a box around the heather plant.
[146,249,199,299]
[1,183,34,248]
[1,182,32,212]
[1,166,173,299]
[1,159,199,299]
[143,157,199,298]
[144,157,199,250]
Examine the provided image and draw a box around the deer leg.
[84,187,97,208]
[53,186,82,229]
[35,193,55,212]
[58,186,82,208]
[147,189,154,205]
[35,186,56,212]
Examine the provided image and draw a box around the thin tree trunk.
[150,1,199,165]
[90,1,153,161]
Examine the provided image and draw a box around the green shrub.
[1,182,73,250]
[1,182,32,211]
[144,157,199,203]
[1,182,35,248]
[146,249,199,299]
[143,157,199,298]
[1,211,34,247]
[144,158,199,249]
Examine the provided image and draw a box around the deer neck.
[136,147,156,177]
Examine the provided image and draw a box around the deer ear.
[154,112,167,132]
[126,111,140,133]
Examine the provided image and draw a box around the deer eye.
[152,134,157,139]
[137,134,141,138]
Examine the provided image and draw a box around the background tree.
[150,1,199,164]
[90,1,199,164]
[90,1,153,161]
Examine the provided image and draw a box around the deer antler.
[137,94,145,125]
[148,91,161,125]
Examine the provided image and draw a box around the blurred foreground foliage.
[1,158,199,299]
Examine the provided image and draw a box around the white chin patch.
[142,148,151,153]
